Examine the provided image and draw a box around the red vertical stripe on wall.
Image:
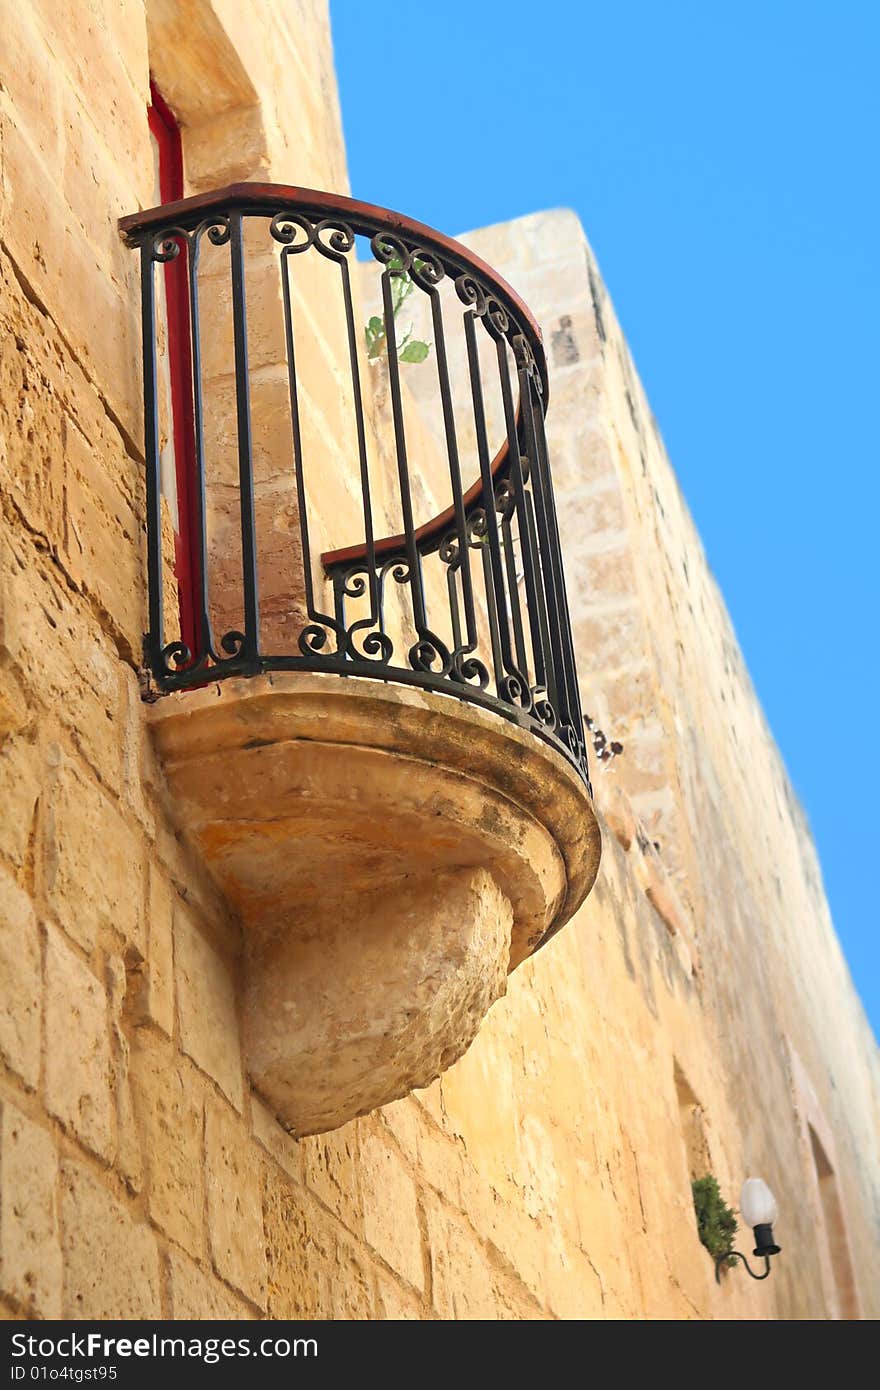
[148,81,200,659]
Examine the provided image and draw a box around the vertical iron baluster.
[479,540,505,694]
[279,244,342,650]
[501,512,528,677]
[426,282,479,670]
[377,563,390,641]
[463,310,526,704]
[381,264,449,672]
[332,568,348,639]
[520,366,573,734]
[530,385,586,749]
[229,212,260,660]
[187,228,219,663]
[523,489,557,710]
[326,237,383,656]
[447,559,463,657]
[495,336,542,690]
[140,240,164,676]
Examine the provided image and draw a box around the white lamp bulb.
[740,1177,778,1227]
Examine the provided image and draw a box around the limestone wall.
[455,209,880,1317]
[0,0,876,1322]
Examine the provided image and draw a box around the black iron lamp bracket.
[715,1250,772,1283]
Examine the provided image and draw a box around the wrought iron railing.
[121,185,590,788]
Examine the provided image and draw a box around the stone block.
[0,676,27,745]
[174,904,243,1110]
[131,1035,204,1258]
[301,1126,361,1234]
[60,83,144,266]
[204,1100,266,1306]
[0,866,41,1088]
[62,419,144,660]
[0,6,64,165]
[543,1242,605,1320]
[359,1127,424,1292]
[0,1104,61,1316]
[134,865,175,1036]
[0,315,67,549]
[59,1161,161,1319]
[0,113,144,437]
[600,783,638,852]
[262,1167,374,1319]
[106,959,143,1196]
[166,1249,255,1321]
[184,104,270,190]
[373,1273,422,1319]
[0,541,127,793]
[28,0,150,172]
[424,1200,499,1320]
[44,753,142,954]
[45,923,113,1159]
[251,1097,303,1180]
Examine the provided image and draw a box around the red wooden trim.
[148,82,183,201]
[147,84,201,655]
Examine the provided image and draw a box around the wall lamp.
[716,1178,782,1282]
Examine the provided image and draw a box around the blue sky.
[330,1,879,1036]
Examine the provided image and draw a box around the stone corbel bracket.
[149,672,601,1134]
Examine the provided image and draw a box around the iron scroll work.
[121,186,591,791]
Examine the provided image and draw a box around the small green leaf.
[367,316,384,334]
[399,340,430,363]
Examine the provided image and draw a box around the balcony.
[121,186,601,1134]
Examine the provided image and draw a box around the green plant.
[692,1175,738,1266]
[364,256,430,364]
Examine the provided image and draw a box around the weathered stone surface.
[0,734,40,870]
[149,673,599,959]
[263,1166,374,1319]
[175,904,243,1110]
[106,953,143,1196]
[45,924,113,1160]
[0,672,26,743]
[1,541,127,794]
[131,1035,204,1257]
[62,419,144,658]
[166,1249,255,1321]
[359,1127,424,1292]
[137,867,175,1036]
[424,1199,503,1320]
[204,1100,267,1307]
[301,1126,361,1231]
[249,866,511,1136]
[0,1105,61,1317]
[59,1161,161,1319]
[0,868,41,1087]
[251,1096,303,1180]
[150,672,598,1134]
[0,0,877,1327]
[44,753,142,954]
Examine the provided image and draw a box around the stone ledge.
[147,672,601,1134]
